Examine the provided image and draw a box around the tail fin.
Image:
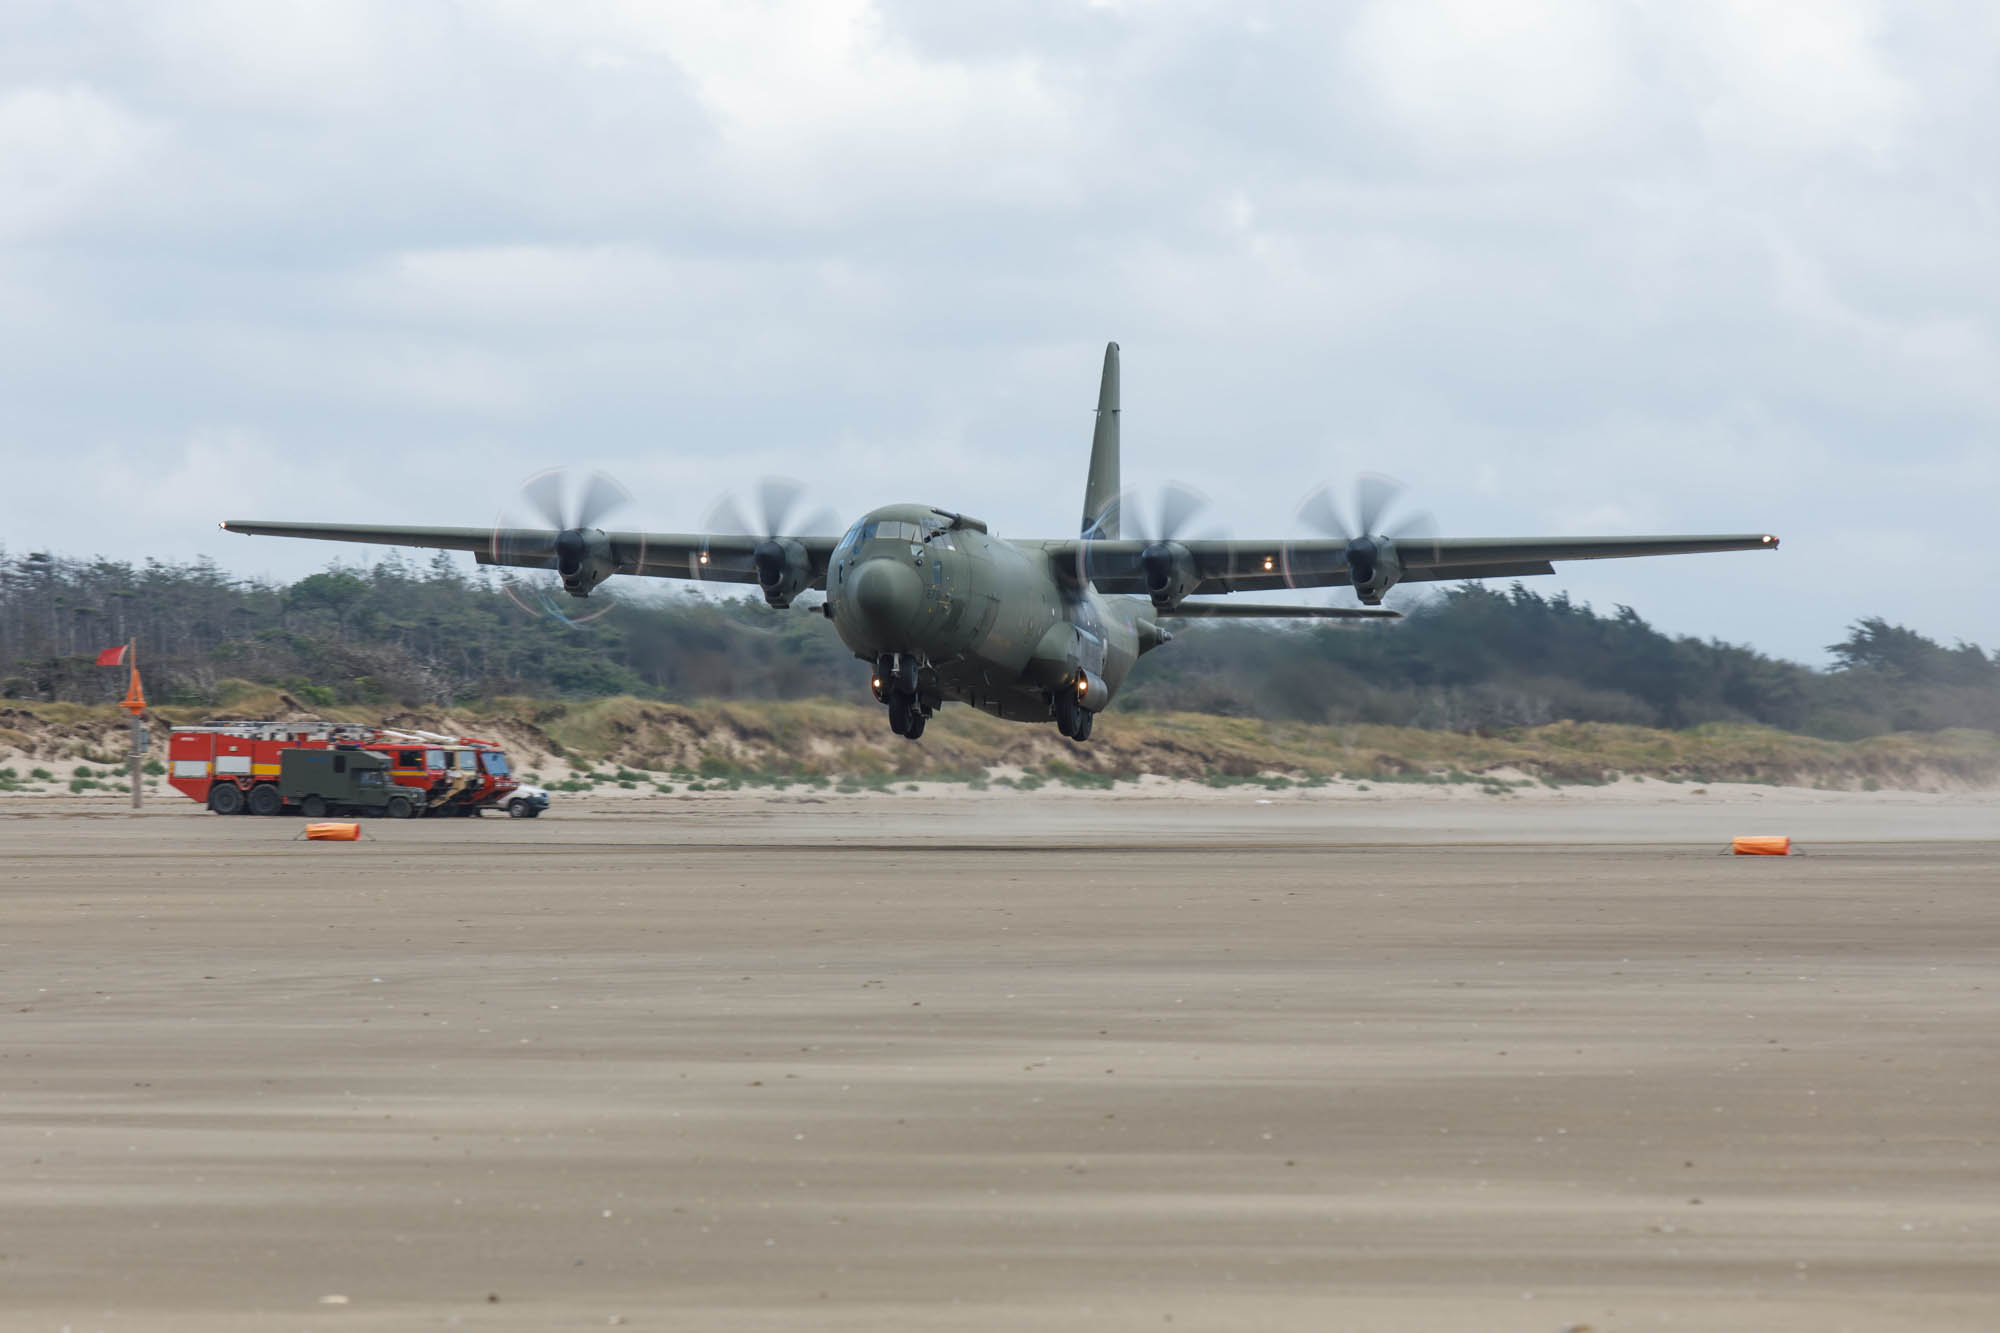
[1080,341,1120,538]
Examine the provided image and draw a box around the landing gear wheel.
[209,782,245,816]
[1072,708,1094,742]
[903,708,926,741]
[888,694,914,737]
[247,783,283,816]
[385,794,416,819]
[1053,692,1079,739]
[299,795,328,819]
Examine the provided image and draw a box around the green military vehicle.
[279,748,426,819]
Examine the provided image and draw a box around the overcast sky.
[4,1,1996,662]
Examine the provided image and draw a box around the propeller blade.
[703,494,757,537]
[1296,485,1352,543]
[1388,509,1439,566]
[1157,482,1207,541]
[756,477,805,538]
[521,471,568,531]
[796,506,841,538]
[1355,473,1402,537]
[572,470,630,531]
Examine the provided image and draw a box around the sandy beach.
[3,787,1996,1330]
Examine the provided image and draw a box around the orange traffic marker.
[1732,835,1791,856]
[305,822,363,842]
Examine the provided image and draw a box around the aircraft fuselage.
[825,504,1149,722]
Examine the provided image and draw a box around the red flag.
[96,644,129,667]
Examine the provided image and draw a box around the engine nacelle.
[554,528,618,598]
[1140,541,1199,611]
[1345,536,1403,606]
[753,538,813,609]
[1072,668,1112,712]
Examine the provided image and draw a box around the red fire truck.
[168,721,522,817]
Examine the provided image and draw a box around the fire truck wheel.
[247,783,283,816]
[386,795,416,819]
[299,795,328,819]
[209,782,245,816]
[507,798,530,818]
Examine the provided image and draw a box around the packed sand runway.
[4,787,1997,1331]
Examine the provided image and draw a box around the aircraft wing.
[218,520,839,587]
[1057,533,1779,596]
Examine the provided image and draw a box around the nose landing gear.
[874,653,931,741]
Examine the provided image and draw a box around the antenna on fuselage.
[1080,341,1120,539]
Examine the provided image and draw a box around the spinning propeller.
[1284,473,1438,602]
[698,476,841,607]
[1078,482,1227,604]
[491,468,644,625]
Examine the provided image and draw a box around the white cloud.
[1674,0,1911,160]
[1343,0,1635,161]
[0,84,160,239]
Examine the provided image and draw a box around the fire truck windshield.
[481,752,511,775]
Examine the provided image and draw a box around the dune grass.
[4,692,1997,791]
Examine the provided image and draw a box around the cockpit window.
[846,519,923,545]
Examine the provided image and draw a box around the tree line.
[3,547,1995,740]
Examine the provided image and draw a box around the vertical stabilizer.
[1080,341,1120,538]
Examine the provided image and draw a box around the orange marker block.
[1732,835,1791,856]
[305,822,363,842]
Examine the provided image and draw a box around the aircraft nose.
[848,557,922,643]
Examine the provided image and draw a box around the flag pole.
[127,638,142,811]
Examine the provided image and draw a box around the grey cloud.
[1,0,1995,661]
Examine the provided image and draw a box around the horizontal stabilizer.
[1159,602,1399,619]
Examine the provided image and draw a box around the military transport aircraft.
[223,343,1778,742]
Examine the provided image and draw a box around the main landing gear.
[1052,690,1095,742]
[874,654,931,741]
